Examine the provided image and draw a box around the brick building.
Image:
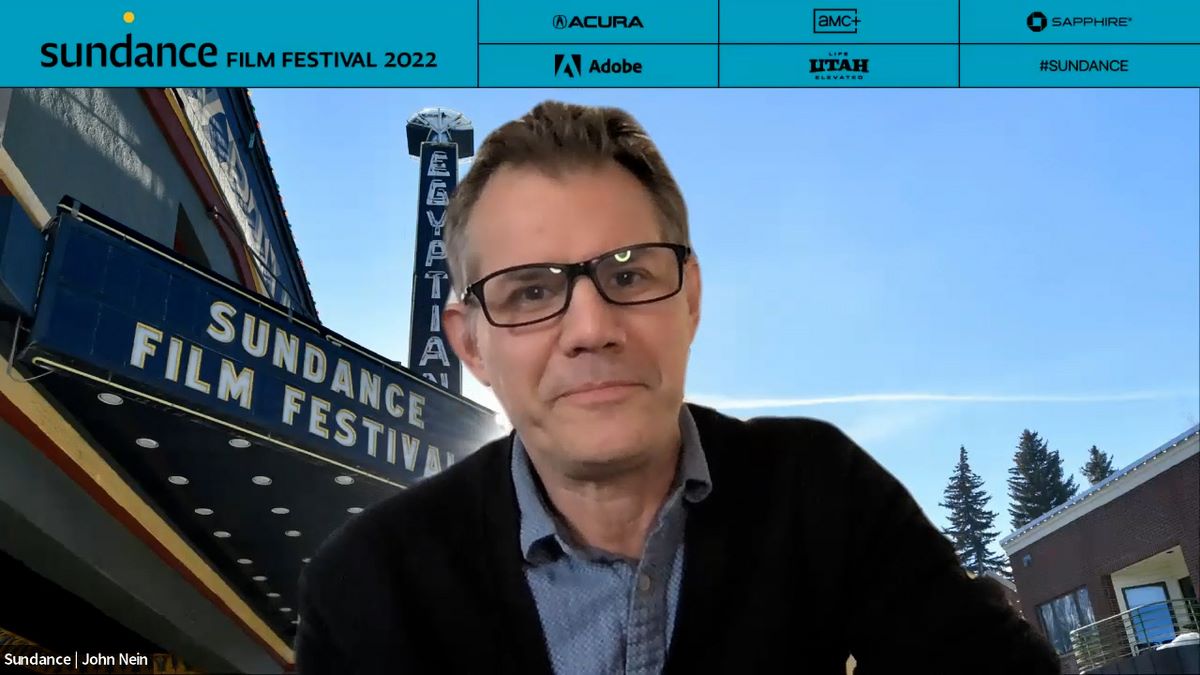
[1001,424,1200,670]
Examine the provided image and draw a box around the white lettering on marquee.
[206,302,236,343]
[184,345,211,394]
[130,322,162,369]
[272,328,299,373]
[334,409,357,447]
[124,301,459,475]
[241,314,269,357]
[217,359,254,410]
[330,358,355,400]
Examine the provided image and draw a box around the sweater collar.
[510,404,713,563]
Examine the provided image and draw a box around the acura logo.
[551,15,644,29]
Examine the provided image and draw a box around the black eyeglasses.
[462,242,691,328]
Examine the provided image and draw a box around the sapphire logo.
[554,53,583,78]
[1027,10,1131,31]
[814,8,861,34]
[551,15,644,29]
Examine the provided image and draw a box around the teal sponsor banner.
[720,45,957,87]
[961,45,1200,86]
[1,0,1196,87]
[480,45,716,86]
[721,0,958,44]
[961,1,1200,44]
[480,0,716,43]
[1,1,477,86]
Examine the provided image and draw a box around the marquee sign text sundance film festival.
[25,204,499,487]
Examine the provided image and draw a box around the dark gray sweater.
[295,403,1060,674]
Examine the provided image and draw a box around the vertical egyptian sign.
[405,108,472,394]
[408,142,461,393]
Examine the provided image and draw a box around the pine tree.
[1007,429,1080,530]
[1080,445,1116,485]
[940,445,1006,576]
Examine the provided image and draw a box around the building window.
[1122,582,1177,647]
[1037,586,1096,654]
[173,205,211,269]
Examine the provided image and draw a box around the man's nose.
[557,275,625,354]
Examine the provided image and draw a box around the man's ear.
[443,302,491,387]
[684,257,702,341]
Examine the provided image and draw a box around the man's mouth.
[558,381,643,404]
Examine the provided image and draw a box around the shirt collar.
[510,404,713,564]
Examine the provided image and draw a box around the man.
[296,101,1059,674]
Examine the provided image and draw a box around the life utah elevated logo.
[810,50,869,81]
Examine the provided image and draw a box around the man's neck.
[528,440,681,560]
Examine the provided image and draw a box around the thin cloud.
[687,390,1192,411]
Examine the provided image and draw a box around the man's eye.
[612,270,646,287]
[507,285,555,304]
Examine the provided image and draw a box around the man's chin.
[542,418,658,474]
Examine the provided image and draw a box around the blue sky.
[249,88,1199,543]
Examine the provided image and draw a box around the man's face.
[444,162,701,478]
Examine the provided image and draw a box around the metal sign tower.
[405,108,473,395]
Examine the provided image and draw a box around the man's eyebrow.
[502,266,561,280]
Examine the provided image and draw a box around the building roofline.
[1001,423,1200,551]
[982,570,1017,592]
[229,88,320,320]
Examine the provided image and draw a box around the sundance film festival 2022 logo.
[809,51,869,81]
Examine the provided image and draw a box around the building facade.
[1002,425,1200,672]
[0,88,501,673]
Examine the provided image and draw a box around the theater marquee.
[23,200,501,487]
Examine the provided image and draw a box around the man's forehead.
[475,161,646,210]
[466,164,662,274]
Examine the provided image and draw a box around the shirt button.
[638,573,652,593]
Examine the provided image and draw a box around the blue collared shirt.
[511,405,712,675]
